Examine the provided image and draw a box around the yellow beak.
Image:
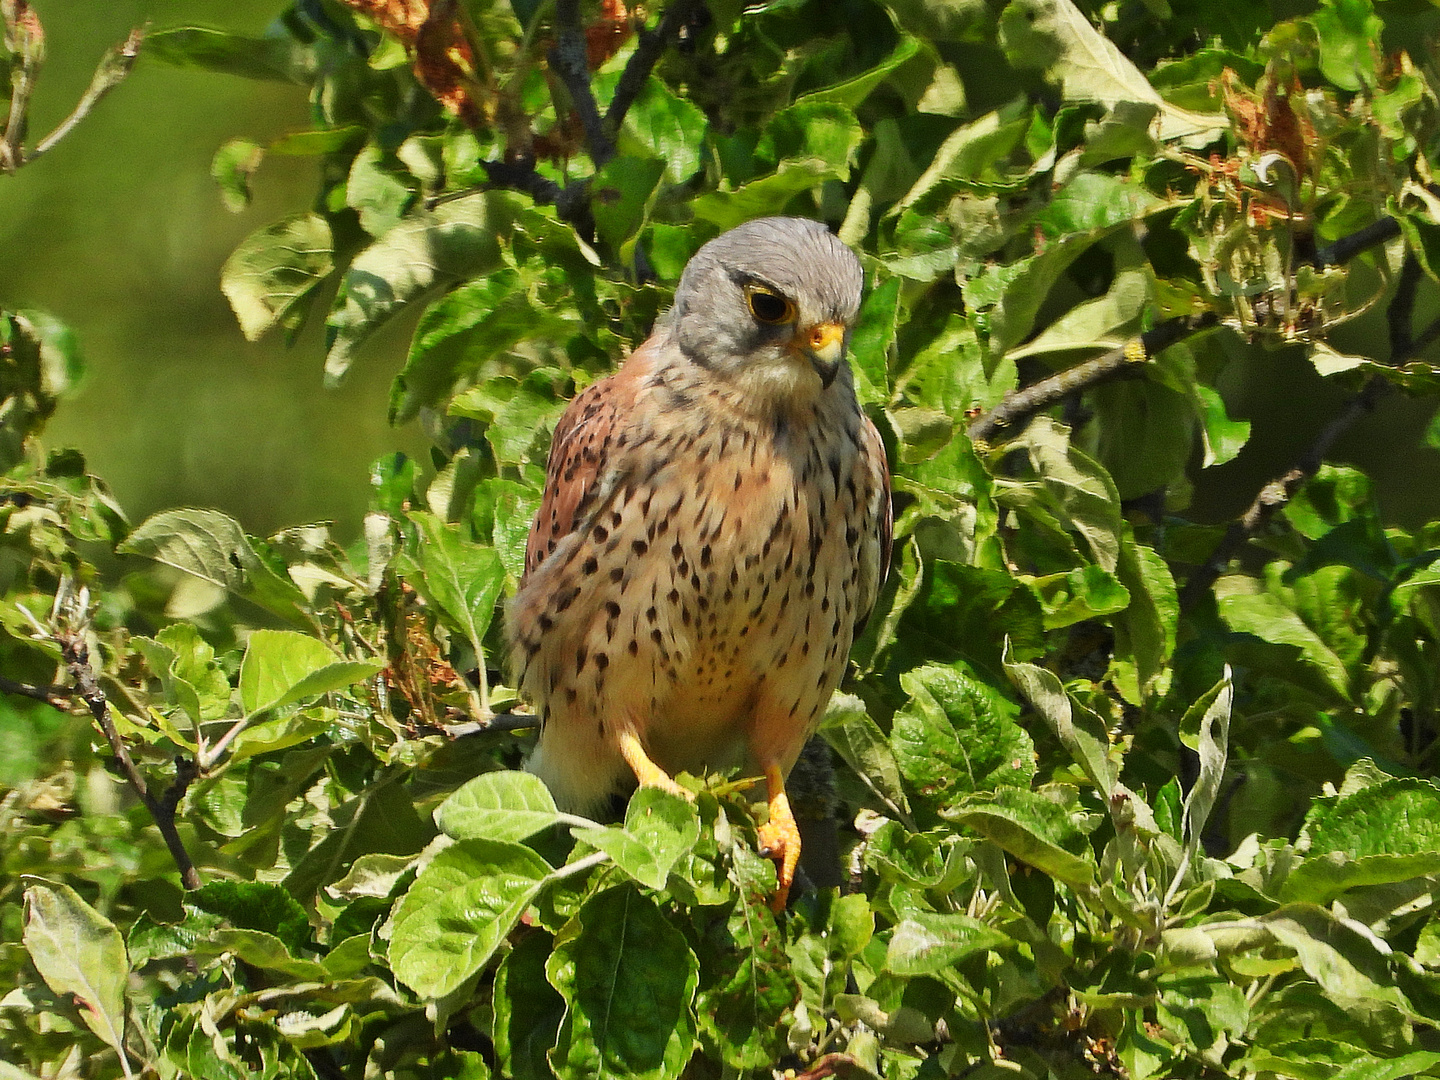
[795,321,846,388]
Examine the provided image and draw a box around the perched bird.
[507,217,891,906]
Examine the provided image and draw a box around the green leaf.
[821,694,913,824]
[220,211,334,341]
[571,789,701,891]
[1006,416,1124,572]
[797,36,922,109]
[885,910,1011,975]
[347,142,417,238]
[22,878,131,1064]
[978,176,1166,353]
[898,560,1046,676]
[239,628,382,716]
[118,508,314,627]
[1311,0,1382,91]
[399,511,505,662]
[1088,377,1195,501]
[880,0,989,40]
[325,192,510,385]
[437,770,567,843]
[392,268,574,424]
[390,839,553,999]
[1110,526,1179,703]
[620,80,708,185]
[692,103,863,230]
[211,137,264,213]
[547,884,699,1080]
[850,276,900,407]
[1028,564,1130,629]
[495,929,566,1080]
[1004,656,1119,796]
[450,369,568,466]
[1195,385,1251,467]
[142,26,315,82]
[1215,576,1352,701]
[1284,777,1440,902]
[891,663,1033,816]
[134,622,231,730]
[284,778,430,899]
[1006,265,1151,362]
[187,880,312,956]
[946,787,1097,891]
[591,156,667,251]
[1261,903,1418,1022]
[696,890,798,1069]
[1175,668,1232,883]
[997,0,1224,141]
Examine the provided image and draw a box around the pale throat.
[728,352,832,420]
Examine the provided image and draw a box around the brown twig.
[1177,255,1422,610]
[548,0,611,165]
[967,313,1220,447]
[0,673,69,705]
[56,631,202,890]
[604,0,707,136]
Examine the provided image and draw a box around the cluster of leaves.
[6,0,1440,1078]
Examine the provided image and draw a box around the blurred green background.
[0,1,426,543]
[3,2,1440,545]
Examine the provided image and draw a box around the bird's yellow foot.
[757,765,801,912]
[617,728,690,799]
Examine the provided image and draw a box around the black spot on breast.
[582,556,599,575]
[633,539,648,556]
[593,524,609,543]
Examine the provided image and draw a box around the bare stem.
[604,0,707,135]
[0,674,70,705]
[58,632,202,890]
[549,0,611,165]
[26,28,142,164]
[966,313,1220,447]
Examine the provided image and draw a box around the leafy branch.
[1179,254,1437,609]
[966,208,1415,450]
[7,583,203,890]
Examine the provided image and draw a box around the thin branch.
[1178,256,1422,610]
[604,0,706,135]
[548,0,611,165]
[0,674,70,705]
[966,313,1219,447]
[1309,216,1401,269]
[26,28,142,164]
[57,631,202,889]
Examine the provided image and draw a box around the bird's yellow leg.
[755,763,801,912]
[616,726,688,798]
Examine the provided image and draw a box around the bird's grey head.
[668,217,864,404]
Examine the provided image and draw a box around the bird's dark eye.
[745,285,795,325]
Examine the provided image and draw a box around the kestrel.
[507,217,891,906]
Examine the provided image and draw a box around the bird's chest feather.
[510,372,881,782]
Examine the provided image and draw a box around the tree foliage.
[5,0,1440,1078]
